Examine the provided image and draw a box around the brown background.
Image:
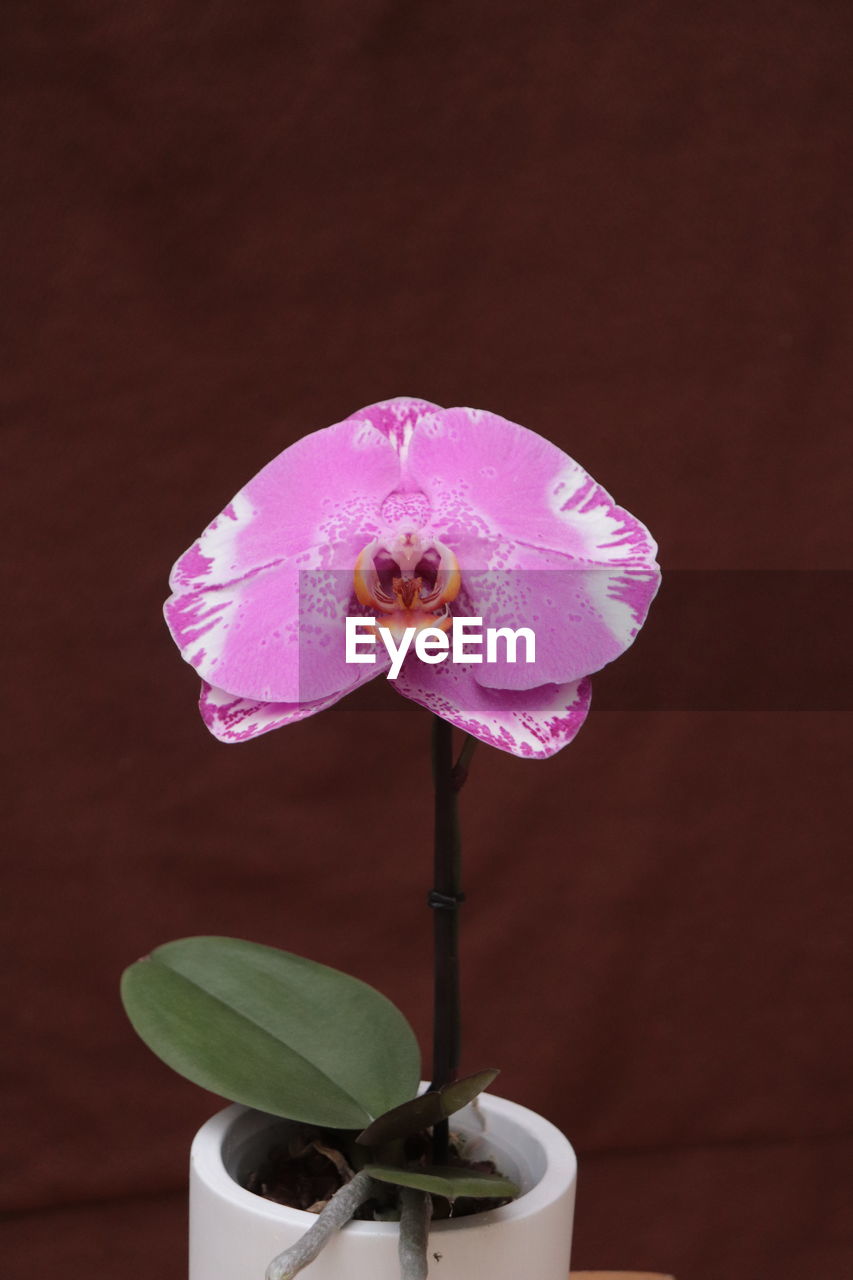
[3,2,852,1277]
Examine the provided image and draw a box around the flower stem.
[429,717,474,1161]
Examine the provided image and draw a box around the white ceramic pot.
[189,1093,577,1280]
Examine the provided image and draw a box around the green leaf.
[439,1069,500,1118]
[365,1163,520,1200]
[121,936,421,1129]
[356,1068,500,1146]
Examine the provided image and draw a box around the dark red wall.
[3,3,851,1277]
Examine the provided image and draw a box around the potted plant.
[121,397,659,1279]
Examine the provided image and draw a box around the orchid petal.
[169,413,403,589]
[409,407,658,570]
[199,681,353,743]
[405,406,659,689]
[165,406,410,703]
[348,396,443,454]
[167,555,392,703]
[395,661,592,760]
[462,545,659,690]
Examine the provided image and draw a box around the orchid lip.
[353,534,461,634]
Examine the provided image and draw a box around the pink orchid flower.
[165,398,659,758]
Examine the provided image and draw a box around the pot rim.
[191,1092,577,1238]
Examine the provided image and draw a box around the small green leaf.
[357,1068,500,1146]
[365,1164,520,1200]
[121,936,421,1129]
[439,1068,500,1118]
[356,1093,440,1147]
